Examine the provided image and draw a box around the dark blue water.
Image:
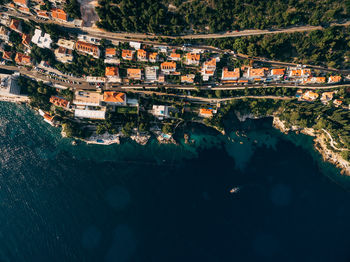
[0,102,350,262]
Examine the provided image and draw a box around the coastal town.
[0,0,349,174]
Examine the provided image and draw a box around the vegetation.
[96,0,350,35]
[64,0,81,19]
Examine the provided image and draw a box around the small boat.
[230,187,240,194]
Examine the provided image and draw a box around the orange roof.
[334,99,343,105]
[186,53,200,61]
[51,8,67,21]
[200,108,213,116]
[122,49,134,60]
[328,75,341,83]
[127,68,142,78]
[249,68,266,77]
[103,91,126,103]
[2,51,12,60]
[9,19,21,31]
[238,79,249,83]
[222,67,240,79]
[8,3,15,8]
[302,90,319,101]
[204,58,216,68]
[36,10,49,17]
[161,61,176,69]
[50,96,69,108]
[18,6,30,13]
[13,0,27,6]
[271,68,285,75]
[170,53,181,59]
[314,77,326,83]
[43,113,54,121]
[105,66,119,76]
[75,41,99,54]
[149,52,158,60]
[22,33,31,46]
[15,52,31,65]
[137,49,147,58]
[181,74,195,83]
[105,48,116,56]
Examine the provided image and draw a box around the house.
[31,29,52,49]
[148,52,158,63]
[2,51,12,61]
[13,0,28,7]
[75,40,100,58]
[289,68,311,78]
[333,99,343,107]
[54,46,73,63]
[295,89,303,98]
[137,49,147,62]
[121,50,134,60]
[57,39,75,50]
[145,66,158,82]
[169,52,181,61]
[50,96,69,108]
[185,53,200,65]
[103,91,126,106]
[152,105,169,119]
[181,74,195,84]
[51,8,68,22]
[127,68,142,80]
[105,66,121,82]
[158,74,165,84]
[0,26,9,41]
[105,48,116,58]
[129,41,141,50]
[77,34,101,45]
[302,77,326,84]
[328,75,342,83]
[15,52,31,65]
[199,108,213,118]
[9,19,22,33]
[221,67,240,82]
[270,68,285,78]
[301,90,319,102]
[74,108,106,120]
[73,90,102,106]
[18,6,30,14]
[36,10,49,19]
[21,33,31,48]
[320,92,334,104]
[201,58,216,81]
[0,72,21,96]
[248,67,268,79]
[160,61,176,74]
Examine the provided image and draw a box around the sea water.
[0,102,350,262]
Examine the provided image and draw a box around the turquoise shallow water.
[0,102,350,262]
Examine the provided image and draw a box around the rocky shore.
[273,116,350,176]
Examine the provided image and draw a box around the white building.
[152,105,169,120]
[31,29,52,49]
[74,109,106,120]
[145,66,158,82]
[129,41,141,50]
[0,26,9,41]
[0,72,21,96]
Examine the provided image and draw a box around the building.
[36,10,49,19]
[86,76,106,83]
[121,50,134,60]
[289,68,311,78]
[148,52,158,63]
[129,41,141,50]
[0,26,9,41]
[301,90,319,102]
[2,51,12,61]
[105,48,116,58]
[50,96,69,108]
[328,75,342,83]
[199,108,214,118]
[18,6,30,14]
[13,0,28,7]
[270,68,285,78]
[302,77,326,84]
[221,67,240,82]
[145,66,158,82]
[15,52,31,65]
[77,34,101,45]
[75,40,100,58]
[169,52,181,61]
[105,66,121,83]
[51,8,68,22]
[152,105,169,119]
[57,39,75,50]
[333,99,343,107]
[127,68,142,80]
[185,53,200,65]
[320,92,334,104]
[137,49,147,62]
[201,58,217,81]
[160,61,176,74]
[181,74,195,84]
[0,72,21,96]
[54,46,73,63]
[21,33,31,48]
[74,108,106,120]
[248,67,268,79]
[9,19,22,33]
[103,91,126,106]
[73,90,102,106]
[31,29,52,49]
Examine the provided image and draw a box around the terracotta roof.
[222,67,240,79]
[13,0,27,6]
[51,8,67,21]
[9,19,21,31]
[161,61,176,70]
[148,52,158,60]
[15,52,31,65]
[186,53,200,61]
[2,51,12,60]
[334,99,343,106]
[50,96,69,108]
[302,91,319,101]
[18,6,30,13]
[199,108,213,116]
[328,75,342,83]
[105,48,116,56]
[137,49,147,58]
[170,53,181,59]
[103,92,126,103]
[181,74,195,83]
[249,68,266,77]
[271,68,285,75]
[127,68,142,78]
[203,58,216,68]
[122,50,134,60]
[105,66,119,77]
[21,33,31,46]
[36,10,49,18]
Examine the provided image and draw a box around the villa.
[221,67,240,82]
[160,61,176,74]
[31,29,52,49]
[103,91,126,106]
[127,68,142,80]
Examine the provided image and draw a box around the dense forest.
[96,0,350,35]
[205,26,350,68]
